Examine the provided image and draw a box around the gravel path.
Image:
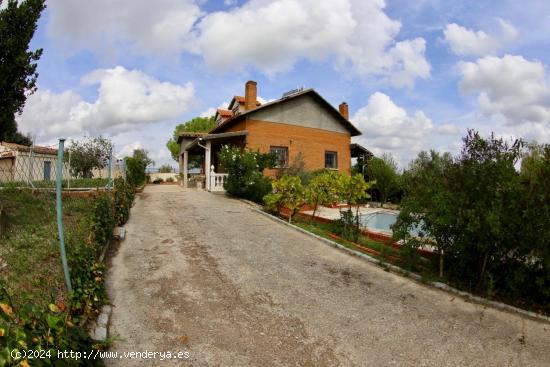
[106,185,550,366]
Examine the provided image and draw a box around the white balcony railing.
[209,172,228,192]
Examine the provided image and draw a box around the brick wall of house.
[243,119,351,177]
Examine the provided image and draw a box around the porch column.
[205,140,211,191]
[182,150,188,188]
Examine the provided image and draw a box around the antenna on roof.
[282,86,304,98]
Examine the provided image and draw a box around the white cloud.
[189,0,430,86]
[352,92,460,166]
[116,141,143,160]
[199,107,217,118]
[45,0,430,86]
[47,0,202,57]
[459,55,550,125]
[443,20,518,57]
[17,66,195,140]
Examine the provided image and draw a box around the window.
[270,146,289,168]
[325,151,338,169]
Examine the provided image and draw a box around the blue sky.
[12,0,550,167]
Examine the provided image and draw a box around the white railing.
[209,172,228,192]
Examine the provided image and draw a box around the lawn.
[0,188,93,308]
[0,177,109,189]
[291,216,401,260]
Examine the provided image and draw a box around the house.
[0,142,60,183]
[178,81,370,191]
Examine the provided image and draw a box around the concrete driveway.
[106,185,550,366]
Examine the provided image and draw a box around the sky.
[9,0,550,168]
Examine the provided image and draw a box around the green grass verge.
[291,216,400,259]
[0,178,109,189]
[0,188,93,308]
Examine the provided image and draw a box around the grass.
[0,178,109,189]
[0,188,93,308]
[291,216,400,259]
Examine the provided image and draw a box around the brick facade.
[221,118,351,176]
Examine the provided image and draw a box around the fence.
[0,140,124,189]
[0,138,138,358]
[0,138,127,300]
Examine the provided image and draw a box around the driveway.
[106,185,550,366]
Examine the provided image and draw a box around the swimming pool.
[359,211,397,233]
[359,210,421,236]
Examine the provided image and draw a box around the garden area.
[218,130,550,316]
[0,140,151,366]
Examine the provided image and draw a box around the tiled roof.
[217,109,233,117]
[231,96,261,106]
[211,89,362,136]
[0,141,57,155]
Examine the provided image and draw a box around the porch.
[179,130,247,192]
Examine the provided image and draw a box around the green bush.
[125,149,153,187]
[333,208,361,242]
[263,175,304,223]
[89,194,114,254]
[113,178,134,226]
[0,288,103,366]
[218,145,276,203]
[394,130,550,311]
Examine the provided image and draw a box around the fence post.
[107,149,113,192]
[67,150,71,190]
[27,143,35,188]
[55,138,72,293]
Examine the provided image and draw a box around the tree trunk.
[477,252,489,292]
[439,250,444,278]
[310,201,318,223]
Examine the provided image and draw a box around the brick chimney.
[339,102,349,120]
[244,81,257,111]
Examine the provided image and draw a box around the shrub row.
[394,131,550,313]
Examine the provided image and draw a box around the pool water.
[359,211,421,236]
[359,211,397,233]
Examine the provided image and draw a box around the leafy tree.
[0,0,46,145]
[264,175,305,223]
[337,174,372,242]
[158,164,173,173]
[166,116,216,162]
[367,153,400,207]
[125,149,153,187]
[340,173,371,209]
[395,150,454,276]
[304,171,342,221]
[516,143,550,299]
[66,137,113,178]
[395,131,524,291]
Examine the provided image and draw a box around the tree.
[367,153,400,207]
[158,164,173,173]
[264,175,305,223]
[304,171,342,222]
[0,0,46,145]
[395,150,454,276]
[125,149,153,187]
[66,137,113,178]
[166,116,216,162]
[395,131,523,288]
